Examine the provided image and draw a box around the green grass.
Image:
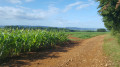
[0,29,68,60]
[103,34,120,67]
[66,32,107,39]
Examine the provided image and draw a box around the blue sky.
[0,0,105,28]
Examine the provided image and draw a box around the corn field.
[0,29,68,60]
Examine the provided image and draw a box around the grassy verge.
[66,32,107,39]
[103,34,120,67]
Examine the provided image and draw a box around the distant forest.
[4,26,74,32]
[2,26,107,32]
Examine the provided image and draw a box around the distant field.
[66,32,108,39]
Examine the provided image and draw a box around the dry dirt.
[0,35,112,67]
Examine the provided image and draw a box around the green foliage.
[97,28,106,32]
[103,34,120,67]
[98,0,120,65]
[0,29,68,60]
[66,32,107,39]
[97,0,120,34]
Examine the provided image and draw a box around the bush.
[97,29,106,32]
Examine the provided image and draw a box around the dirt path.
[1,35,112,67]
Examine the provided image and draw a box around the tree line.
[4,26,75,32]
[97,0,120,35]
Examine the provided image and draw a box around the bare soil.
[0,35,112,67]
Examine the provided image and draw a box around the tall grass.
[103,34,120,67]
[0,29,68,60]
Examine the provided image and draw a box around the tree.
[97,0,120,35]
[116,0,120,9]
[98,0,120,11]
[97,29,106,32]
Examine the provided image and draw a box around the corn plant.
[0,29,68,60]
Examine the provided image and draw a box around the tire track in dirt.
[1,35,112,67]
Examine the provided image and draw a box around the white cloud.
[7,0,22,4]
[0,6,59,20]
[63,0,95,12]
[76,0,95,10]
[6,0,34,4]
[63,1,82,12]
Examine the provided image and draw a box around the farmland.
[0,28,113,67]
[0,29,68,60]
[0,31,111,67]
[66,32,107,39]
[0,28,108,60]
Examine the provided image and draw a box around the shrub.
[97,29,106,32]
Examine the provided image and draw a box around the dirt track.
[1,35,112,67]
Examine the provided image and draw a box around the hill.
[0,25,104,31]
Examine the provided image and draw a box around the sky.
[0,0,105,28]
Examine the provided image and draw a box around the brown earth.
[0,35,112,67]
[68,37,81,40]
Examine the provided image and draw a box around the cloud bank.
[0,6,59,20]
[0,0,95,21]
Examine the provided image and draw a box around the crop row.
[0,29,68,60]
